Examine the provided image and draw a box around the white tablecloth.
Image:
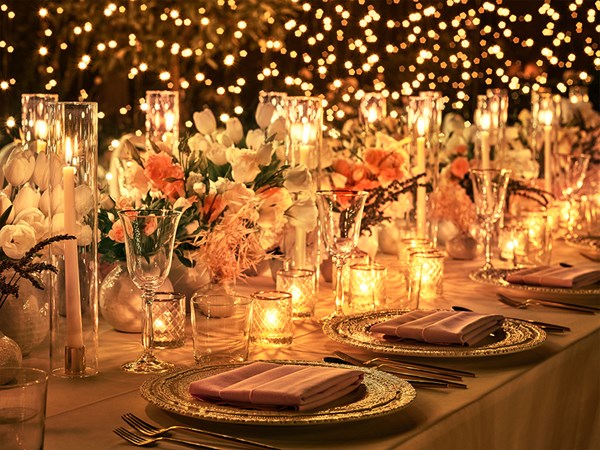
[24,243,600,450]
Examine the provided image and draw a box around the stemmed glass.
[118,209,182,374]
[552,154,591,238]
[469,169,511,278]
[316,190,368,320]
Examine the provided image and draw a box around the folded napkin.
[189,362,364,411]
[505,266,600,288]
[370,310,505,346]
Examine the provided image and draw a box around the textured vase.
[446,233,478,260]
[0,277,49,356]
[99,262,173,333]
[0,331,22,369]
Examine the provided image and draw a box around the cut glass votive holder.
[347,263,387,314]
[276,269,316,318]
[250,290,293,347]
[407,249,445,309]
[152,292,186,349]
[520,210,552,266]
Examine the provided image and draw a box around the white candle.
[543,118,552,193]
[480,113,491,170]
[63,138,84,349]
[416,118,427,239]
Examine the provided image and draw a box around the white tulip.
[283,167,313,193]
[0,193,14,224]
[32,152,50,190]
[0,223,36,259]
[50,185,64,215]
[4,149,35,186]
[12,185,40,216]
[267,117,287,141]
[205,143,228,166]
[255,103,275,129]
[225,118,244,144]
[245,129,264,151]
[14,207,48,241]
[193,109,217,135]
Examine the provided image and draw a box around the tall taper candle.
[480,113,491,170]
[63,138,84,349]
[416,118,427,239]
[543,118,552,193]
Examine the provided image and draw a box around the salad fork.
[113,427,219,449]
[497,293,597,314]
[121,413,279,449]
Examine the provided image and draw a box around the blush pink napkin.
[370,310,504,346]
[189,362,364,411]
[505,266,600,288]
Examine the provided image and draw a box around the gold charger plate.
[469,267,600,301]
[140,360,416,426]
[323,310,546,358]
[565,236,600,260]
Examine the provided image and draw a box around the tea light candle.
[407,249,445,309]
[250,291,293,347]
[276,269,316,318]
[152,293,186,349]
[347,263,387,314]
[63,137,84,350]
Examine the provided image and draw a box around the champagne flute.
[316,190,368,320]
[118,209,182,374]
[469,169,511,277]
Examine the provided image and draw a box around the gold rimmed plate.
[469,267,600,302]
[323,310,546,358]
[140,360,416,426]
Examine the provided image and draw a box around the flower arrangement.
[99,104,308,285]
[325,117,420,235]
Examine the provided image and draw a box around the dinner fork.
[122,413,280,450]
[113,427,220,449]
[497,293,598,314]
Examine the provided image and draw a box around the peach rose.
[450,156,471,179]
[108,219,125,243]
[144,152,185,200]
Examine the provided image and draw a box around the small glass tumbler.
[190,293,253,365]
[407,249,445,309]
[0,367,48,450]
[347,263,387,314]
[152,292,186,349]
[521,210,553,265]
[276,269,316,318]
[250,291,293,347]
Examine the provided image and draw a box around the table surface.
[23,242,600,450]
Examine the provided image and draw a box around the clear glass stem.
[141,289,155,357]
[483,221,494,272]
[333,255,346,316]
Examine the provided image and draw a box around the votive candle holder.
[407,249,445,309]
[152,292,186,349]
[347,263,387,314]
[145,90,179,153]
[250,291,293,347]
[276,269,316,318]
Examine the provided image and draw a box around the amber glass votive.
[276,269,316,318]
[152,292,186,349]
[250,291,293,347]
[347,263,387,314]
[407,249,445,309]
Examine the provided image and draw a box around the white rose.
[77,224,93,246]
[4,149,35,186]
[225,147,263,183]
[75,184,94,217]
[267,117,286,141]
[245,129,264,151]
[0,223,36,259]
[285,197,318,231]
[193,109,217,135]
[255,102,275,129]
[225,118,244,144]
[221,182,257,215]
[12,185,41,216]
[14,207,48,241]
[284,167,313,193]
[0,193,14,224]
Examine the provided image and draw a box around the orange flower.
[144,152,185,200]
[450,156,470,179]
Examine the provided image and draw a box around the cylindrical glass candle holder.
[498,222,529,267]
[152,292,186,349]
[569,86,589,104]
[360,92,387,125]
[250,290,293,347]
[259,90,288,123]
[397,237,432,272]
[47,101,99,378]
[21,93,59,152]
[520,210,553,265]
[347,263,387,314]
[276,269,316,318]
[407,249,445,310]
[486,88,509,164]
[145,90,179,153]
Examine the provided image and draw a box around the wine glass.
[469,169,511,278]
[118,209,182,374]
[316,190,368,320]
[552,154,591,238]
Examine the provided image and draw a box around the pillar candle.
[63,138,84,349]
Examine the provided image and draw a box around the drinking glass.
[552,154,591,238]
[469,169,511,277]
[316,190,368,320]
[118,209,182,374]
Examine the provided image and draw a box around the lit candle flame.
[480,112,491,131]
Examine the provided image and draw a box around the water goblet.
[316,190,368,320]
[469,169,511,278]
[118,209,182,374]
[552,153,591,238]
